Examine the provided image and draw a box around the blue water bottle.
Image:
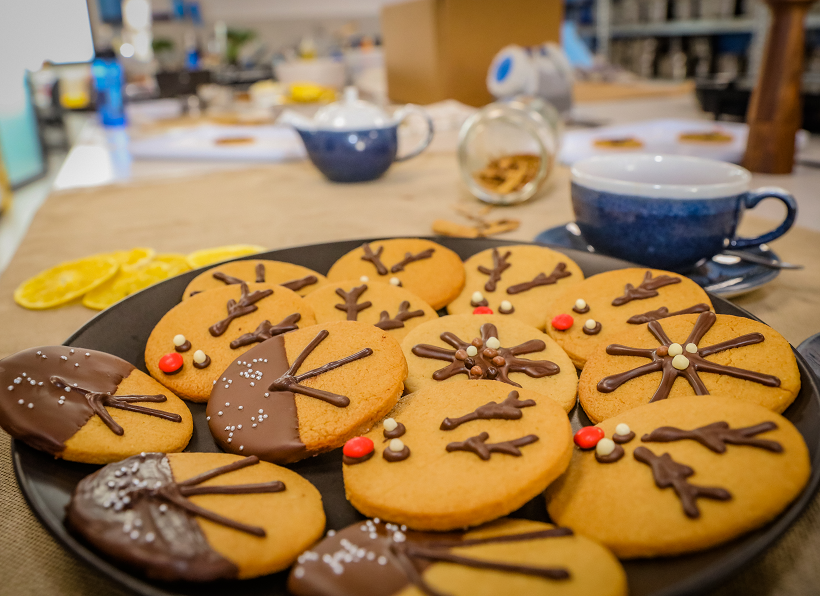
[91,50,126,127]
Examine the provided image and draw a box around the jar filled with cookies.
[458,96,561,205]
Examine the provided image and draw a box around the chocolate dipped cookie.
[183,259,328,299]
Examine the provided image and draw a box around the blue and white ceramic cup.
[571,154,797,271]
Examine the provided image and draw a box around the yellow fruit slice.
[14,255,119,310]
[104,247,155,272]
[82,261,176,311]
[186,245,266,269]
[151,253,191,276]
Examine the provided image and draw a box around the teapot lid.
[313,87,393,130]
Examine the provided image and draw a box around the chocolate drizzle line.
[642,421,783,453]
[582,321,602,335]
[193,354,211,369]
[229,313,301,349]
[384,422,406,440]
[440,390,535,430]
[390,249,435,273]
[334,285,372,321]
[627,303,712,324]
[361,243,388,276]
[612,271,682,306]
[633,446,732,518]
[597,312,781,402]
[175,340,191,353]
[209,282,274,337]
[412,323,559,387]
[374,301,424,330]
[50,376,181,436]
[383,444,411,462]
[255,263,266,283]
[282,275,319,292]
[595,444,624,463]
[446,431,538,460]
[506,263,571,295]
[477,248,511,292]
[268,329,373,407]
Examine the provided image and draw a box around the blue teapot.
[279,88,434,183]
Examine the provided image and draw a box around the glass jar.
[458,96,561,205]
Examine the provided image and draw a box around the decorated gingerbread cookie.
[206,320,407,464]
[401,314,577,412]
[545,268,713,368]
[579,312,801,424]
[288,517,627,596]
[343,381,573,530]
[303,279,438,342]
[0,346,192,464]
[145,282,316,402]
[182,259,328,299]
[327,239,465,310]
[66,452,325,580]
[546,395,810,558]
[447,245,584,330]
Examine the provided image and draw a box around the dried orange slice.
[151,253,191,276]
[186,245,266,269]
[82,261,175,311]
[104,247,155,272]
[14,255,119,310]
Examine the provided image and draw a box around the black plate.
[12,238,820,596]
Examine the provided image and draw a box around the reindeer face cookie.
[0,347,192,464]
[546,396,810,558]
[183,259,328,299]
[327,239,465,310]
[66,452,325,580]
[343,381,573,531]
[145,282,316,402]
[578,312,801,423]
[304,279,438,342]
[401,314,578,412]
[545,268,713,368]
[447,245,584,330]
[288,518,627,596]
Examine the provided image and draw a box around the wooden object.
[743,0,816,174]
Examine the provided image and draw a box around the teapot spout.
[277,110,317,131]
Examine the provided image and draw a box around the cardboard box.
[381,0,563,107]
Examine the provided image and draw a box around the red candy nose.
[343,436,374,458]
[158,352,183,374]
[473,306,494,315]
[574,426,605,449]
[551,313,574,331]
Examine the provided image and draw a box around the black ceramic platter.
[12,237,820,596]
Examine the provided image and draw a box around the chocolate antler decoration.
[334,285,372,321]
[209,282,274,337]
[229,313,301,349]
[506,263,571,295]
[477,248,512,292]
[361,243,388,275]
[255,263,265,283]
[268,329,373,407]
[213,271,245,285]
[597,312,781,402]
[440,390,535,430]
[50,376,181,436]
[612,271,681,306]
[633,446,731,518]
[642,421,783,453]
[374,301,424,330]
[281,275,318,292]
[446,431,538,460]
[627,303,711,325]
[390,249,435,273]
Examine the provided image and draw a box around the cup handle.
[731,187,798,249]
[393,105,434,162]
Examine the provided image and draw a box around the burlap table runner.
[1,153,819,595]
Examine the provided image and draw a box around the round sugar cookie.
[303,279,438,342]
[327,239,465,310]
[447,245,584,330]
[545,268,713,368]
[206,320,407,464]
[66,452,325,580]
[0,346,192,464]
[343,381,573,530]
[145,282,316,402]
[401,314,578,412]
[546,396,810,558]
[288,518,627,596]
[578,312,801,424]
[183,259,328,299]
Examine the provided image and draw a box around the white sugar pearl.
[596,438,615,457]
[389,277,400,286]
[585,319,597,330]
[486,337,501,350]
[193,350,207,364]
[471,291,484,303]
[615,423,631,436]
[173,334,186,347]
[575,298,587,310]
[466,345,478,357]
[359,276,369,282]
[389,438,404,452]
[27,403,33,409]
[383,418,398,432]
[500,300,512,312]
[668,343,683,357]
[685,343,698,353]
[672,355,690,370]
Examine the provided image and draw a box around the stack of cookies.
[0,238,809,594]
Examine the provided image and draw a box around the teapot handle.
[394,105,434,162]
